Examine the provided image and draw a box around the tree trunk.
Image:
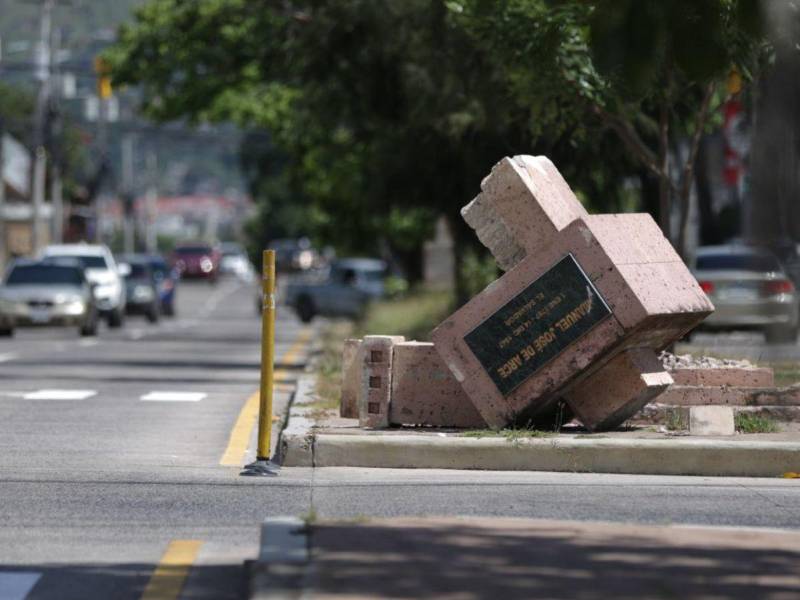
[658,100,671,241]
[676,83,716,259]
[695,136,719,245]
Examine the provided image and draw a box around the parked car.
[270,238,318,272]
[144,255,178,316]
[219,242,254,281]
[285,258,386,322]
[170,243,220,282]
[117,255,161,323]
[40,244,126,327]
[0,259,99,337]
[693,245,799,343]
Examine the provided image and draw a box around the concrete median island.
[280,155,800,477]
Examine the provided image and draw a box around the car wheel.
[108,308,124,328]
[296,296,315,323]
[80,315,98,337]
[0,327,13,337]
[146,304,160,324]
[765,325,798,344]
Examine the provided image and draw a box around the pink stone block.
[462,156,588,271]
[340,338,363,418]
[358,336,404,429]
[656,386,750,406]
[390,342,486,428]
[564,348,673,431]
[670,367,775,388]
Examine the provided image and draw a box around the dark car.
[118,257,161,323]
[145,255,178,316]
[170,243,221,282]
[269,238,318,273]
[0,260,99,337]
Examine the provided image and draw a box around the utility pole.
[145,148,158,254]
[121,134,135,254]
[93,55,111,244]
[50,25,63,244]
[30,0,54,255]
[0,116,6,269]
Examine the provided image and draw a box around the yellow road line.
[219,329,312,466]
[140,540,202,600]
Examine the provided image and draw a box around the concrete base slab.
[690,406,735,436]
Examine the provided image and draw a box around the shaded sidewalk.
[300,517,800,599]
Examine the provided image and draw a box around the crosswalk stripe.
[23,390,97,400]
[140,392,206,402]
[0,353,18,363]
[0,572,42,600]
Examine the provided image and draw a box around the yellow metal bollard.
[257,249,277,459]
[242,249,279,476]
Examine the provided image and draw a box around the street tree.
[453,0,768,257]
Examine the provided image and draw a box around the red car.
[170,243,221,282]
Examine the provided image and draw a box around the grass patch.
[665,407,689,431]
[735,413,780,434]
[356,288,454,341]
[312,320,354,413]
[766,363,800,387]
[461,428,555,441]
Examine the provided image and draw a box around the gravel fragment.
[660,351,757,371]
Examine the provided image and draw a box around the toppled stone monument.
[432,156,713,430]
[346,155,715,432]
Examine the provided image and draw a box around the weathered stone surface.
[358,336,405,429]
[390,342,486,428]
[461,156,588,271]
[670,367,774,388]
[564,348,673,432]
[689,405,735,436]
[340,338,363,418]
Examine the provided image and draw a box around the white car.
[40,244,126,327]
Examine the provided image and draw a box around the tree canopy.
[108,0,771,292]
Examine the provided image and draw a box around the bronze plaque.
[464,254,611,396]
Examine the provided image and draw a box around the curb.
[277,375,316,467]
[309,434,800,477]
[247,516,310,600]
[278,375,800,477]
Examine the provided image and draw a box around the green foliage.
[108,0,771,271]
[459,248,499,299]
[356,288,454,341]
[734,413,780,434]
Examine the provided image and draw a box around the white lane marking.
[0,571,42,600]
[129,329,144,340]
[78,339,99,347]
[23,389,97,400]
[0,392,28,398]
[0,353,18,362]
[140,391,206,402]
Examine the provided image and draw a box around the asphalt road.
[1,279,800,600]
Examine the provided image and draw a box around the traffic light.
[93,56,112,100]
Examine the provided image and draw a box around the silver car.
[693,245,799,343]
[0,260,99,337]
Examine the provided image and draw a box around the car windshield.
[6,265,83,286]
[149,261,168,277]
[175,246,211,255]
[128,264,149,279]
[54,255,108,269]
[696,253,782,272]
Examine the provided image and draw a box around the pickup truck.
[284,258,386,322]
